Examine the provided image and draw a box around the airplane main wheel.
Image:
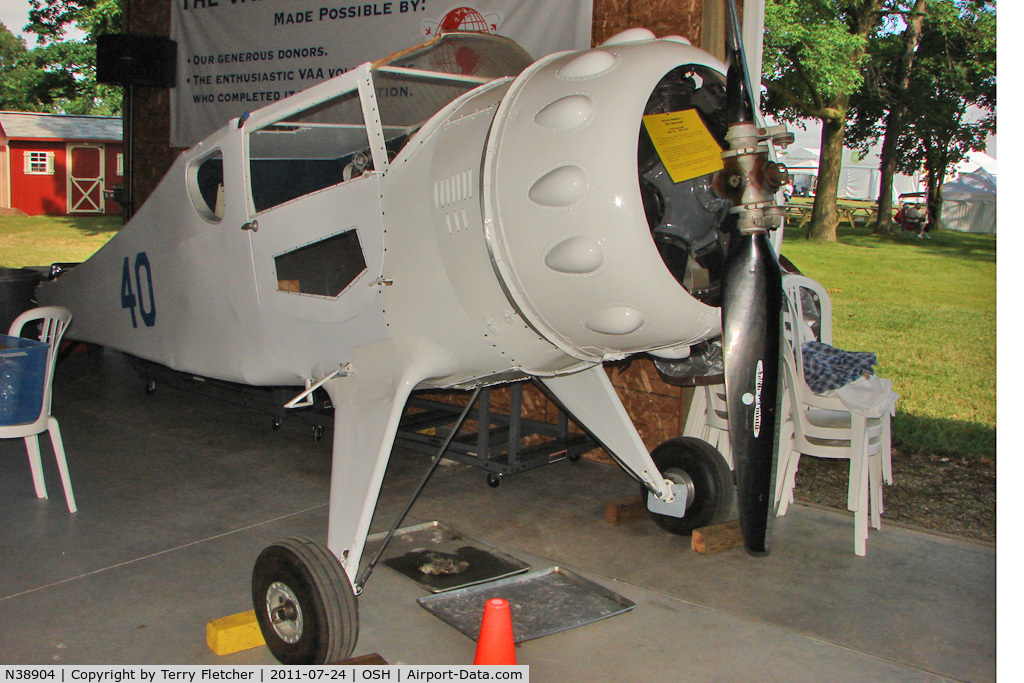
[252,537,358,664]
[643,437,733,536]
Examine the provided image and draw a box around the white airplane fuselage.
[39,31,733,582]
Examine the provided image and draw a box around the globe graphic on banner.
[429,7,497,75]
[438,7,491,33]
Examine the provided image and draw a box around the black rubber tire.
[487,472,502,488]
[643,437,734,536]
[252,537,358,664]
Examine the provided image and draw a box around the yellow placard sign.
[642,109,724,183]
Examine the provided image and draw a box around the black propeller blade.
[718,0,786,554]
[722,232,783,553]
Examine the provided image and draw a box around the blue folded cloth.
[801,340,877,393]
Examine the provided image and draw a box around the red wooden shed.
[0,111,124,216]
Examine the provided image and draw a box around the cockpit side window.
[372,70,479,160]
[248,89,371,213]
[188,150,225,221]
[370,32,532,160]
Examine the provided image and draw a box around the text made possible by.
[182,0,427,12]
[274,1,427,24]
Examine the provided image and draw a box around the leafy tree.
[0,1,121,114]
[897,1,995,229]
[846,1,929,234]
[847,1,993,234]
[27,0,120,45]
[0,23,120,114]
[27,41,122,114]
[0,21,27,66]
[763,0,888,241]
[0,23,34,111]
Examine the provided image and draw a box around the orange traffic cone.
[474,598,516,665]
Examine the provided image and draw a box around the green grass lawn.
[782,225,996,462]
[0,215,122,268]
[0,214,997,461]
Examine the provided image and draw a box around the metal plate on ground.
[417,566,636,643]
[364,521,530,593]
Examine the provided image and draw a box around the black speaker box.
[97,34,178,88]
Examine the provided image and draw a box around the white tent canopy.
[940,167,997,233]
[950,150,997,178]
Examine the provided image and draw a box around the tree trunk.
[808,105,847,241]
[872,0,928,234]
[924,158,947,233]
[926,173,943,232]
[806,0,885,242]
[873,114,902,233]
[923,134,953,232]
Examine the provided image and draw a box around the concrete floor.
[0,348,995,681]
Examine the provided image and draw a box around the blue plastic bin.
[0,334,48,426]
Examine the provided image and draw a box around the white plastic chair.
[682,382,732,468]
[683,376,803,512]
[1,306,76,513]
[777,275,891,555]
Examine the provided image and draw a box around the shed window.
[25,151,54,175]
[116,153,124,177]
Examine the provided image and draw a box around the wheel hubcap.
[266,581,303,644]
[664,468,696,511]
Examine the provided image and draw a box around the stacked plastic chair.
[682,382,733,469]
[776,275,892,555]
[1,306,76,512]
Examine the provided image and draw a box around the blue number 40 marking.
[121,252,156,328]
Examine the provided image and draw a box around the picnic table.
[785,197,890,232]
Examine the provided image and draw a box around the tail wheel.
[252,537,358,664]
[643,437,733,535]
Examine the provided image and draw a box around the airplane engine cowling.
[482,36,729,362]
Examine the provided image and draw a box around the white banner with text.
[170,0,593,146]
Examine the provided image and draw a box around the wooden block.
[691,519,744,555]
[604,494,647,525]
[336,653,389,665]
[206,610,265,656]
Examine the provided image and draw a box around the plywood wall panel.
[592,0,704,47]
[418,357,693,469]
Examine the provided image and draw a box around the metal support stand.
[133,357,595,474]
[354,388,482,593]
[397,381,595,480]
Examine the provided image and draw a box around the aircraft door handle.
[241,220,259,233]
